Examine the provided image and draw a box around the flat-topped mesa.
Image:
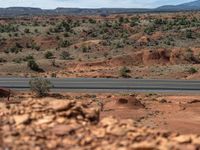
[0,88,11,101]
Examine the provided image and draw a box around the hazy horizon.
[0,0,194,9]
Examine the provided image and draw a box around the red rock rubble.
[0,99,200,150]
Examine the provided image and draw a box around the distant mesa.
[0,0,200,17]
[156,0,200,11]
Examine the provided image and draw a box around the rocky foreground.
[0,98,200,150]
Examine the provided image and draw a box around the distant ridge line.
[0,0,200,17]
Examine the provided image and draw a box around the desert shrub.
[46,31,51,35]
[14,33,18,37]
[59,40,71,48]
[73,20,80,27]
[119,67,131,78]
[27,41,41,50]
[27,59,40,71]
[184,50,197,62]
[61,21,71,32]
[4,49,9,54]
[24,28,30,33]
[176,17,190,26]
[44,51,53,59]
[164,37,174,46]
[130,21,138,27]
[8,43,23,54]
[82,46,91,53]
[60,51,70,60]
[33,21,39,26]
[34,29,38,33]
[119,17,124,23]
[103,52,109,58]
[153,18,167,25]
[51,72,57,78]
[15,42,23,48]
[29,78,52,97]
[144,26,155,35]
[53,21,71,33]
[88,18,96,24]
[0,58,7,63]
[188,67,198,74]
[23,55,34,61]
[31,42,40,51]
[13,58,23,63]
[55,35,60,40]
[26,42,31,48]
[63,32,69,37]
[9,47,21,54]
[112,21,121,29]
[49,28,53,33]
[0,24,18,33]
[185,29,193,39]
[114,39,125,48]
[51,59,57,67]
[124,18,129,23]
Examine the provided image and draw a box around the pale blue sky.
[0,0,194,9]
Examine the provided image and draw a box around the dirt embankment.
[74,48,200,70]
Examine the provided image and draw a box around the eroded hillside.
[1,12,200,79]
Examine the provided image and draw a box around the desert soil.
[1,13,200,79]
[1,92,200,149]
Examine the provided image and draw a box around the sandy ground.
[101,94,200,134]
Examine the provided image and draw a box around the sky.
[0,0,194,9]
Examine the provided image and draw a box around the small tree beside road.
[29,78,52,97]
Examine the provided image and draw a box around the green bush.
[29,78,52,97]
[60,51,70,60]
[59,40,71,48]
[186,29,193,39]
[44,51,53,59]
[23,55,34,61]
[144,26,155,35]
[0,24,18,33]
[130,21,138,27]
[188,67,198,74]
[30,42,40,51]
[53,21,71,33]
[27,59,40,71]
[82,46,90,53]
[89,18,96,24]
[6,42,23,54]
[119,17,124,23]
[0,58,7,63]
[24,28,30,33]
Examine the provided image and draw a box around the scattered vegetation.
[0,24,18,33]
[1,13,200,79]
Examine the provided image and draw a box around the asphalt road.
[1,78,200,92]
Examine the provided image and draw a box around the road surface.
[1,78,200,92]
